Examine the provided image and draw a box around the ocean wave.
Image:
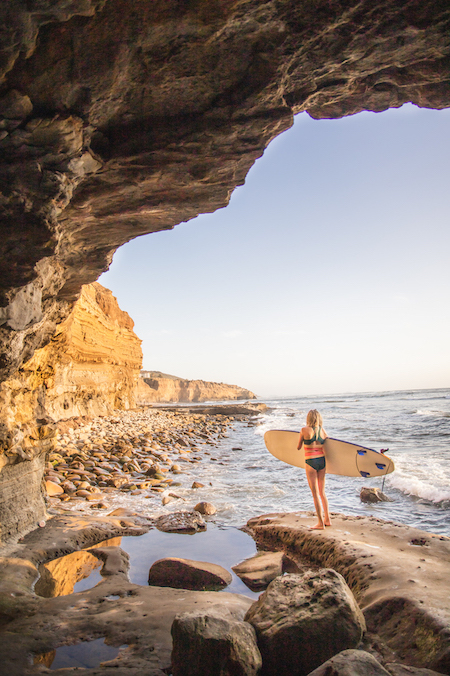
[413,409,450,419]
[389,473,450,505]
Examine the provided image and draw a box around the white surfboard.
[264,430,395,478]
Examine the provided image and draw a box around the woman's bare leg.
[305,466,324,529]
[317,468,331,526]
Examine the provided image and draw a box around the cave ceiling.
[0,0,449,380]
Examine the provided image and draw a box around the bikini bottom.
[305,456,326,471]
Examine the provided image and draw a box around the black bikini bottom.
[305,456,326,471]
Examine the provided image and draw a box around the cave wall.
[0,0,449,540]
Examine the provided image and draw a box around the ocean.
[160,387,450,537]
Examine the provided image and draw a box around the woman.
[297,409,331,529]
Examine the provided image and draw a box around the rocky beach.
[43,403,267,513]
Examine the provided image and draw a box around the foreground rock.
[245,570,366,676]
[232,550,300,591]
[386,665,448,676]
[308,649,392,676]
[171,610,262,676]
[308,649,449,676]
[1,511,450,675]
[148,557,232,591]
[246,513,450,673]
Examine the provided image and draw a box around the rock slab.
[232,550,300,591]
[148,557,232,591]
[245,570,366,676]
[171,610,262,676]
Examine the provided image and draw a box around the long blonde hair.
[306,409,323,428]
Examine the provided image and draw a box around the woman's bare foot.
[324,521,332,527]
[308,523,325,530]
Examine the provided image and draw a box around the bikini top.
[303,425,326,445]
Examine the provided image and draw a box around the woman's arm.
[297,430,304,450]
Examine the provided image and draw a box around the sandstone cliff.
[3,282,142,422]
[137,371,256,404]
[0,283,142,540]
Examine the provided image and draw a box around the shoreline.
[43,401,267,517]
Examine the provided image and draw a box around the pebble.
[44,408,239,510]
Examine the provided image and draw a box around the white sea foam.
[414,408,450,418]
[389,472,450,504]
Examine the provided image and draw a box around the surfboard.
[264,430,395,478]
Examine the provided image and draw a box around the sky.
[99,104,450,398]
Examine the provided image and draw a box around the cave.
[0,0,449,540]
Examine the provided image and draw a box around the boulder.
[171,610,262,676]
[245,570,366,676]
[148,557,232,591]
[156,511,206,534]
[386,665,449,676]
[307,649,391,676]
[194,501,217,515]
[360,487,393,503]
[232,551,300,591]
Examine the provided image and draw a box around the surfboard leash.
[380,450,392,493]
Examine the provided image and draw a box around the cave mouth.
[1,0,449,545]
[99,104,450,398]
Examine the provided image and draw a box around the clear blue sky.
[100,104,450,397]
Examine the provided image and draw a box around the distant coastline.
[137,370,257,404]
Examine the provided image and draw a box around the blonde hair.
[306,409,323,428]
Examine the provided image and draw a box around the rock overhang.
[0,0,449,381]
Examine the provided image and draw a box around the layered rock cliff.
[138,371,256,404]
[0,0,449,538]
[0,282,142,540]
